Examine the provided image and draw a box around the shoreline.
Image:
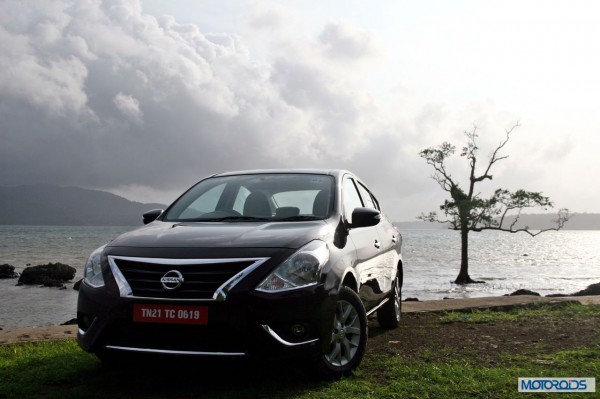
[2,294,599,346]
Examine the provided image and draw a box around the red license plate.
[133,304,208,325]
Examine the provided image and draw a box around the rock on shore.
[572,282,600,296]
[0,264,19,279]
[508,289,541,296]
[17,263,76,287]
[545,282,600,297]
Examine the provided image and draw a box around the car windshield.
[163,173,335,222]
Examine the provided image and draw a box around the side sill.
[365,297,389,317]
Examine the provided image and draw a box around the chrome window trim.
[108,256,269,302]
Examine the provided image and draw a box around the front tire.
[314,286,367,379]
[377,271,402,329]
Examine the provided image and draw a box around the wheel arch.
[397,259,404,288]
[340,269,358,293]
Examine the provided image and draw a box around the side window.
[343,178,363,223]
[356,182,378,210]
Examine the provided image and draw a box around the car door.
[355,181,398,295]
[342,176,385,308]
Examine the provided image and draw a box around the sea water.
[0,226,133,329]
[0,225,599,329]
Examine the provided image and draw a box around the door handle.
[374,240,381,249]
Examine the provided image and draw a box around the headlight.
[257,240,329,292]
[83,245,106,288]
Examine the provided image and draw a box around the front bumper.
[77,280,335,359]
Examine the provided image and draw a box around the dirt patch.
[367,310,600,366]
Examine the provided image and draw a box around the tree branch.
[472,208,570,236]
[418,212,457,229]
[420,143,459,193]
[471,122,520,185]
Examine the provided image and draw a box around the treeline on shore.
[1,184,599,229]
[0,185,165,226]
[397,213,600,230]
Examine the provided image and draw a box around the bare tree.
[419,123,570,284]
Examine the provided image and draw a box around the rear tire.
[377,271,402,329]
[313,286,367,379]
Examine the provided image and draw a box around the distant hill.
[0,185,166,226]
[396,213,600,231]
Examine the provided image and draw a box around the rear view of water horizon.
[0,225,599,328]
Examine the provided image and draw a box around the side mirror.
[351,207,381,228]
[143,209,163,225]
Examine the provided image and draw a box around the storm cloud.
[1,0,591,220]
[0,0,417,208]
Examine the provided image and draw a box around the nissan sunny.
[77,169,403,378]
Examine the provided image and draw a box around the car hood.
[108,220,330,249]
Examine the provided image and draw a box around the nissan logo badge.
[160,270,184,290]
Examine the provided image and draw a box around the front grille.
[108,257,267,300]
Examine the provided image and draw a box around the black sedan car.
[77,169,403,378]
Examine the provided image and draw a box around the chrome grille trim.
[105,345,246,356]
[108,256,269,301]
[260,324,319,347]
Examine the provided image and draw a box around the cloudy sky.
[1,0,598,221]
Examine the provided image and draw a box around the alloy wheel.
[325,299,362,366]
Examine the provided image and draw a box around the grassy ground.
[1,303,598,399]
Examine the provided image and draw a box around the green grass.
[1,304,598,399]
[438,302,598,324]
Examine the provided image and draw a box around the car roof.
[212,169,354,180]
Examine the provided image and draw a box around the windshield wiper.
[191,216,271,222]
[275,215,323,221]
